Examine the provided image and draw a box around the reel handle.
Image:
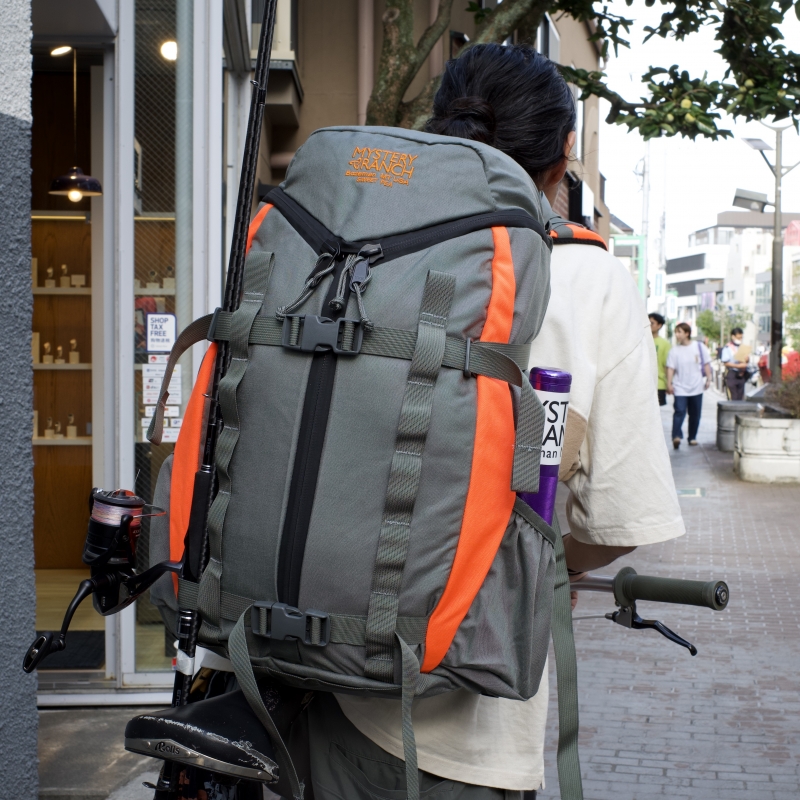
[22,578,98,673]
[23,631,63,673]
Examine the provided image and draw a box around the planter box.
[734,414,800,483]
[717,401,760,452]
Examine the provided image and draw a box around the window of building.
[756,282,772,305]
[727,291,735,300]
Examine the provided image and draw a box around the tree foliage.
[367,0,800,139]
[696,305,753,344]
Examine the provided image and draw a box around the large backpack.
[148,126,582,799]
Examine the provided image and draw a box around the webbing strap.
[364,271,456,682]
[398,634,421,800]
[157,312,542,491]
[146,313,215,445]
[228,610,304,800]
[551,514,584,800]
[197,252,275,643]
[177,579,428,645]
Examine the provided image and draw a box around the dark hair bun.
[426,44,576,184]
[428,96,497,145]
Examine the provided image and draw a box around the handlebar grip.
[613,567,729,611]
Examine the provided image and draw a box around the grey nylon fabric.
[364,271,456,681]
[282,127,544,242]
[437,507,555,700]
[149,455,177,638]
[197,251,275,643]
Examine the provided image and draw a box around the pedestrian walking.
[720,326,749,400]
[666,322,712,448]
[649,312,671,406]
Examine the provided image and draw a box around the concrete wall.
[0,1,37,797]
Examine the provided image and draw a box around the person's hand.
[569,571,588,611]
[666,384,674,395]
[705,377,711,390]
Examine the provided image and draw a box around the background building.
[666,210,800,345]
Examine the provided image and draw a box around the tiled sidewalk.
[542,391,800,799]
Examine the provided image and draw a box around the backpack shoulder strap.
[547,216,608,250]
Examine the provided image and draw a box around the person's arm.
[666,366,675,394]
[564,535,635,572]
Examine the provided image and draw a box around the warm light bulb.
[160,41,178,61]
[51,46,72,56]
[68,189,83,203]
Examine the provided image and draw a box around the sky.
[596,5,800,262]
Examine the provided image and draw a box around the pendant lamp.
[49,48,102,202]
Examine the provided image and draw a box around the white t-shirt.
[666,341,711,397]
[336,239,685,790]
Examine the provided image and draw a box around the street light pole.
[771,127,784,382]
[740,126,800,383]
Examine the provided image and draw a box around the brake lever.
[606,602,698,656]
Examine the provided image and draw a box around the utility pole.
[741,125,800,382]
[771,127,784,382]
[640,141,650,301]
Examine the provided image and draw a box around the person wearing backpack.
[320,44,685,800]
[666,322,712,448]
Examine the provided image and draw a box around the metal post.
[770,127,783,382]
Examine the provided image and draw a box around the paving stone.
[541,392,800,798]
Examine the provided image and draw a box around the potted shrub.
[734,378,800,483]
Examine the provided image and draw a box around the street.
[543,390,800,799]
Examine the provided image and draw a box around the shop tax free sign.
[146,313,176,353]
[537,391,569,466]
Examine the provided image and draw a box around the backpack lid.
[280,126,547,243]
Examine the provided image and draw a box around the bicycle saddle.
[125,689,279,783]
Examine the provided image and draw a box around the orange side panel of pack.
[422,226,517,672]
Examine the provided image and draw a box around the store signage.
[146,313,176,352]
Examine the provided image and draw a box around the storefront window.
[133,0,194,672]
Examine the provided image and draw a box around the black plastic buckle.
[281,315,363,355]
[250,602,330,647]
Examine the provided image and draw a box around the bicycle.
[120,566,729,799]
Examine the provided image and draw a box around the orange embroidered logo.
[345,147,418,187]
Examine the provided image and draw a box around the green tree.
[785,293,800,348]
[696,306,752,346]
[695,309,719,343]
[368,0,800,135]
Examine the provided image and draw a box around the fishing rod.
[152,1,279,794]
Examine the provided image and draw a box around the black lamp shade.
[49,166,102,197]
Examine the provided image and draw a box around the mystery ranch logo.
[536,390,570,465]
[345,147,418,187]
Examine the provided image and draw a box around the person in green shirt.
[649,312,671,406]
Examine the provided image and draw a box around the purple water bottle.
[518,367,572,525]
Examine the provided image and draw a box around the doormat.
[36,631,105,670]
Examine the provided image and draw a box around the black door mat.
[36,630,105,670]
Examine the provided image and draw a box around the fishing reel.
[23,488,182,673]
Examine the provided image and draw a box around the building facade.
[29,0,610,703]
[667,210,800,346]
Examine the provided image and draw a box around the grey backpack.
[148,126,581,798]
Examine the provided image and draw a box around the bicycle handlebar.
[574,566,729,612]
